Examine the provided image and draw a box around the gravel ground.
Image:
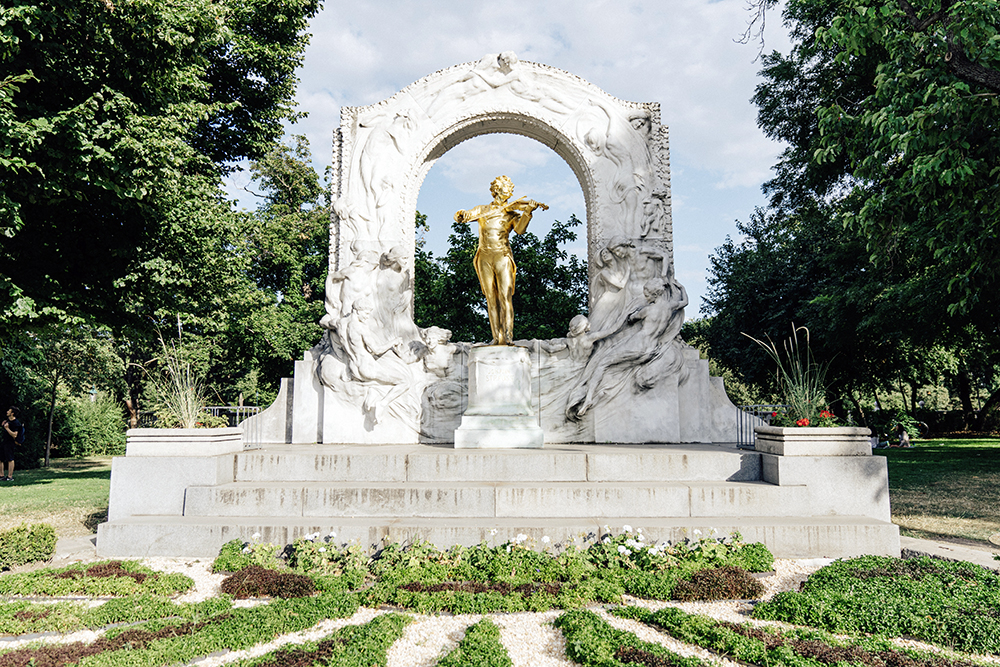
[7,556,999,666]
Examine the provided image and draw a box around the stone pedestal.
[454,346,543,449]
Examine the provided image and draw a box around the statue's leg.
[473,251,502,344]
[494,254,516,345]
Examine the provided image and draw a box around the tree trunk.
[972,386,1000,432]
[957,368,974,412]
[45,370,59,467]
[849,391,867,425]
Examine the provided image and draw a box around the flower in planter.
[745,325,839,427]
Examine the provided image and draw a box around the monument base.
[454,414,544,449]
[453,346,544,449]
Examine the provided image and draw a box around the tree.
[811,0,1000,317]
[220,136,330,404]
[706,0,1000,427]
[0,0,320,326]
[415,214,588,343]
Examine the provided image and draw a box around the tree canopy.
[698,0,1000,427]
[0,0,319,326]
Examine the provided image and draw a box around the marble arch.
[259,53,738,446]
[329,52,674,296]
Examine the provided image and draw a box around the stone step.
[183,480,807,519]
[96,514,901,560]
[233,443,761,483]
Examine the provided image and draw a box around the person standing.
[2,407,23,482]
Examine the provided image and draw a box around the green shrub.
[0,522,56,569]
[59,393,126,456]
[752,555,1000,653]
[211,538,282,573]
[0,559,194,597]
[237,612,409,667]
[554,609,709,667]
[437,618,512,667]
[615,604,975,667]
[729,541,774,572]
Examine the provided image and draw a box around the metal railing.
[736,404,789,449]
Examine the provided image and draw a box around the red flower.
[796,418,810,426]
[771,411,778,417]
[819,410,835,419]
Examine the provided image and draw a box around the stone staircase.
[97,442,900,559]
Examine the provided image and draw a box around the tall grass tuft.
[743,325,829,424]
[148,333,208,429]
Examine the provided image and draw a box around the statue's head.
[490,175,514,201]
[568,314,590,336]
[422,326,452,346]
[497,51,519,72]
[353,297,375,319]
[643,280,666,301]
[382,245,407,268]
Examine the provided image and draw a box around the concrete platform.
[97,441,900,560]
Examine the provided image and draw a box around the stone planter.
[125,427,244,457]
[753,425,872,457]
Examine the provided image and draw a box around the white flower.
[710,527,718,535]
[636,527,643,533]
[319,547,326,553]
[622,524,633,533]
[515,533,527,543]
[693,529,702,536]
[603,537,612,544]
[251,532,261,540]
[541,536,550,543]
[636,533,645,542]
[649,547,660,556]
[241,547,251,554]
[490,528,498,536]
[328,531,337,538]
[618,546,631,555]
[506,545,512,553]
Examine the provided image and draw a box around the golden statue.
[455,175,548,345]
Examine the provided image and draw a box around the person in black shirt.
[2,406,22,481]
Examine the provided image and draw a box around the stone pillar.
[454,346,544,449]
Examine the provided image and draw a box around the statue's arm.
[455,204,489,224]
[511,200,547,235]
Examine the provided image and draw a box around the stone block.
[292,357,323,443]
[301,485,496,517]
[754,426,872,456]
[761,454,892,521]
[125,428,243,456]
[495,483,690,517]
[406,451,587,482]
[184,484,305,517]
[687,482,808,517]
[106,455,235,521]
[594,374,680,443]
[586,447,760,482]
[235,449,407,482]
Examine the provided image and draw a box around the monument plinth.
[453,346,543,449]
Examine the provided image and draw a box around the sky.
[227,0,791,316]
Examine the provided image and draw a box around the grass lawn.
[876,437,1000,545]
[0,457,111,538]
